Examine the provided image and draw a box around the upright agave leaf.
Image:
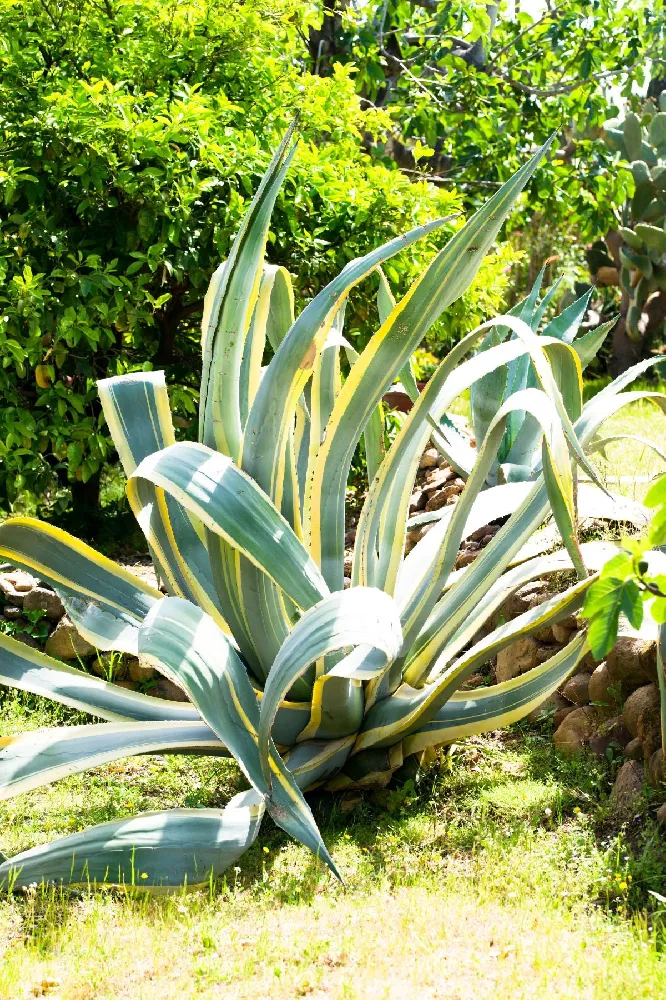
[1,129,662,893]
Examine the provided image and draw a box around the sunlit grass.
[1,694,665,998]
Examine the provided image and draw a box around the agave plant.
[429,266,616,485]
[0,130,662,891]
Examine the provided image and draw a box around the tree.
[0,0,512,524]
[309,1,657,272]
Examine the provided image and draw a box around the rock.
[501,581,552,620]
[409,490,427,514]
[552,622,575,645]
[44,618,95,660]
[153,676,189,702]
[455,550,478,569]
[553,705,576,729]
[610,760,645,813]
[624,738,644,760]
[533,625,556,643]
[12,632,39,649]
[536,644,558,665]
[343,552,353,576]
[460,672,485,690]
[468,523,498,543]
[2,605,23,620]
[419,448,439,470]
[606,624,657,692]
[345,528,356,545]
[495,637,540,682]
[553,706,601,755]
[588,662,615,708]
[424,466,456,488]
[526,691,570,724]
[129,657,156,683]
[22,586,65,621]
[648,749,666,789]
[622,685,661,758]
[588,717,632,756]
[343,577,352,589]
[561,672,590,706]
[406,527,424,544]
[115,680,137,690]
[425,480,464,512]
[657,803,666,827]
[0,571,37,605]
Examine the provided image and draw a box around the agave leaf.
[354,325,538,597]
[200,127,297,462]
[0,632,198,723]
[402,632,588,754]
[242,215,453,509]
[0,794,265,892]
[258,587,402,785]
[99,372,221,624]
[308,139,554,591]
[0,721,225,801]
[377,267,419,405]
[399,385,581,659]
[139,598,339,879]
[588,434,666,465]
[130,442,328,613]
[0,517,159,654]
[410,541,617,686]
[541,290,592,344]
[356,574,596,753]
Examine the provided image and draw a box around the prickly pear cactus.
[604,95,666,341]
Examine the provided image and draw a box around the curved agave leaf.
[241,216,454,510]
[0,721,225,801]
[200,126,297,462]
[356,573,597,753]
[399,377,584,662]
[353,324,536,596]
[0,517,159,619]
[130,442,328,613]
[0,794,265,892]
[98,372,222,624]
[409,541,618,686]
[139,598,339,879]
[258,587,402,785]
[308,141,554,591]
[402,631,588,754]
[0,731,352,892]
[0,632,198,723]
[588,434,666,465]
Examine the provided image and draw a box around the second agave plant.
[0,129,662,890]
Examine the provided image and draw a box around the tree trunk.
[309,0,348,76]
[69,470,102,539]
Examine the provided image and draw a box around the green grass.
[1,693,665,998]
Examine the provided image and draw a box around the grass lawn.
[1,693,665,999]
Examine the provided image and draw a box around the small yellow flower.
[619,881,628,891]
[263,846,270,854]
[140,873,148,879]
[573,807,581,814]
[628,875,633,882]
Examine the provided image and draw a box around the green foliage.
[0,132,661,891]
[1,0,516,517]
[336,0,652,241]
[583,470,666,754]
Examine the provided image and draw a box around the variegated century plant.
[0,129,663,891]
